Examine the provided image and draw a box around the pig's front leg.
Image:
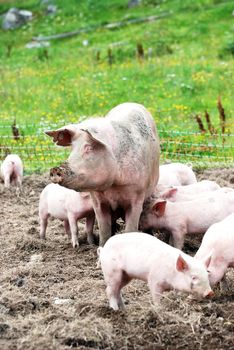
[95,211,111,247]
[170,228,186,250]
[148,280,163,304]
[93,204,112,246]
[125,195,144,232]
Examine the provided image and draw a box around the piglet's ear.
[45,127,76,146]
[176,254,189,272]
[163,188,178,200]
[81,128,108,148]
[152,200,166,217]
[202,252,212,269]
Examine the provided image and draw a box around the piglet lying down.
[98,232,213,310]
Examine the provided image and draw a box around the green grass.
[0,0,233,172]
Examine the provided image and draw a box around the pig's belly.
[48,199,68,220]
[97,186,144,211]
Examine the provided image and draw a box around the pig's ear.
[176,254,189,272]
[152,200,167,217]
[45,127,76,146]
[162,188,177,200]
[81,128,108,148]
[202,252,213,269]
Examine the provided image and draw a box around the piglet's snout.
[204,290,214,298]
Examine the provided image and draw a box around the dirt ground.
[0,167,234,350]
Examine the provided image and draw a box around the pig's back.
[106,102,157,135]
[106,103,160,194]
[175,180,220,195]
[41,184,77,219]
[103,233,175,265]
[100,232,163,281]
[183,191,234,231]
[196,213,234,262]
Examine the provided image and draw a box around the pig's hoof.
[109,303,119,311]
[72,242,79,249]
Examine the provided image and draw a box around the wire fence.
[0,122,233,173]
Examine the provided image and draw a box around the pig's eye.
[192,276,198,282]
[207,270,211,275]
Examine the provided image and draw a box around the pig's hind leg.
[4,174,11,188]
[64,220,71,238]
[15,175,22,188]
[105,270,130,310]
[39,214,49,239]
[85,214,96,245]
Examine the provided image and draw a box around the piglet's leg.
[170,230,185,250]
[105,273,127,311]
[39,216,48,240]
[4,175,10,188]
[16,176,22,188]
[85,214,96,245]
[68,215,79,248]
[105,270,131,310]
[64,220,71,238]
[148,277,163,304]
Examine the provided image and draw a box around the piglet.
[158,182,224,203]
[39,184,95,248]
[139,191,234,250]
[158,163,197,186]
[98,232,213,310]
[195,213,234,286]
[0,154,23,188]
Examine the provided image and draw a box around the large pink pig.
[98,232,213,310]
[195,213,234,286]
[39,184,95,248]
[46,103,160,246]
[139,191,234,250]
[0,154,23,188]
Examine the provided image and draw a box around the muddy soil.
[0,168,234,350]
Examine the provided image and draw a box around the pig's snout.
[50,167,64,184]
[49,163,80,190]
[204,290,214,298]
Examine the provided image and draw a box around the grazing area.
[0,0,233,171]
[0,168,233,350]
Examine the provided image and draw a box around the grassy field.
[0,0,233,172]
